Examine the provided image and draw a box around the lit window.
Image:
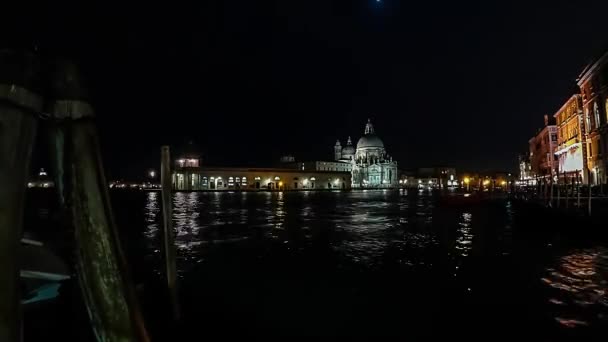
[274,176,280,180]
[242,177,247,181]
[229,177,234,181]
[310,177,316,181]
[254,176,261,181]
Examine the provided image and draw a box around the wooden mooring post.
[577,172,581,209]
[50,60,149,342]
[161,146,180,320]
[0,49,43,342]
[549,177,554,207]
[556,176,561,209]
[543,178,548,204]
[588,169,592,216]
[564,172,569,210]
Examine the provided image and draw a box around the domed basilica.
[334,119,398,188]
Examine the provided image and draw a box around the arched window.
[594,102,601,129]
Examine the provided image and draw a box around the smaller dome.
[342,145,355,156]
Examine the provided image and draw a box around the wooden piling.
[0,49,43,342]
[51,60,149,342]
[161,146,179,320]
[588,169,592,216]
[549,177,554,207]
[564,172,569,210]
[556,175,561,208]
[577,172,581,209]
[47,120,68,208]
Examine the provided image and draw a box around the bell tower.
[334,139,342,161]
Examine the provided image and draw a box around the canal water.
[26,190,608,339]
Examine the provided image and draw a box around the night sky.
[5,1,608,179]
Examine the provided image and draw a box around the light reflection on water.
[143,190,443,269]
[144,191,159,240]
[542,248,608,328]
[455,212,473,258]
[173,192,203,250]
[139,190,608,333]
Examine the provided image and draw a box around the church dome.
[356,134,384,149]
[341,136,355,158]
[342,145,355,155]
[356,119,384,149]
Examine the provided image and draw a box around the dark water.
[26,190,608,338]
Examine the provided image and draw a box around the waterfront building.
[529,115,558,179]
[27,168,54,188]
[344,119,398,188]
[295,119,398,188]
[172,154,351,191]
[577,51,608,185]
[553,94,588,183]
[288,160,352,173]
[518,153,533,182]
[416,167,457,189]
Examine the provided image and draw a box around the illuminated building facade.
[577,51,608,185]
[288,160,352,172]
[27,168,54,188]
[553,94,588,183]
[416,167,457,188]
[529,115,558,179]
[337,119,398,188]
[518,154,533,181]
[172,156,351,191]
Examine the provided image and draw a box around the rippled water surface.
[27,189,608,338]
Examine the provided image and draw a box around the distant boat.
[439,192,483,207]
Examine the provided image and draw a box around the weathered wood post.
[549,177,554,207]
[565,172,569,210]
[0,49,43,342]
[161,146,179,320]
[50,60,149,342]
[556,174,561,209]
[588,169,592,216]
[577,172,581,210]
[47,116,68,208]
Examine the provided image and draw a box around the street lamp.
[149,170,156,179]
[464,177,470,192]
